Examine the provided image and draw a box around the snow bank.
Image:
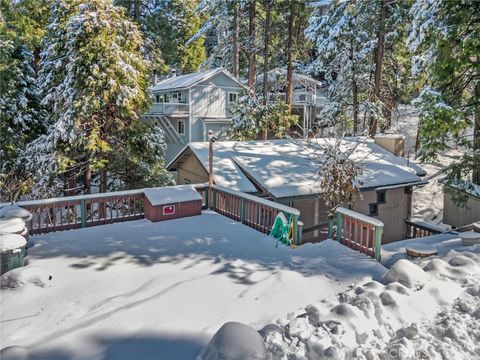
[0,266,52,289]
[260,250,480,359]
[383,259,430,289]
[199,322,266,360]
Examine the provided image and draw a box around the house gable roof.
[167,138,426,199]
[151,68,245,92]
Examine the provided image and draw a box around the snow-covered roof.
[150,68,244,92]
[168,138,426,199]
[144,185,202,206]
[254,68,322,88]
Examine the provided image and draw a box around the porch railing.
[210,185,302,244]
[148,102,189,115]
[336,207,383,261]
[405,220,441,239]
[16,190,145,235]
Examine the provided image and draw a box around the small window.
[377,191,386,204]
[177,120,185,135]
[184,178,191,184]
[369,203,378,216]
[172,92,182,102]
[228,92,238,103]
[164,93,171,103]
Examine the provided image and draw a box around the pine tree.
[306,0,408,136]
[409,0,480,185]
[0,36,46,201]
[24,0,169,197]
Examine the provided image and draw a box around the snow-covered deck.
[1,211,386,359]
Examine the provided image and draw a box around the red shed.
[144,185,202,222]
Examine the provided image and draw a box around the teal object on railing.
[270,213,293,247]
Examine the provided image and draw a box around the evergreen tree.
[409,0,480,185]
[306,0,408,135]
[0,36,46,201]
[24,0,169,197]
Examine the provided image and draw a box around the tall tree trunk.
[473,81,480,184]
[33,47,41,76]
[369,0,387,138]
[262,0,272,140]
[100,167,107,193]
[350,40,358,135]
[247,0,256,92]
[232,2,240,78]
[133,0,141,22]
[84,164,91,194]
[286,0,296,111]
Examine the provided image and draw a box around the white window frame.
[228,92,238,103]
[155,94,164,103]
[177,120,185,135]
[164,93,171,103]
[172,91,182,103]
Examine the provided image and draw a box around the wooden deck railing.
[405,220,441,239]
[16,190,145,235]
[336,207,383,261]
[302,219,336,242]
[210,185,302,244]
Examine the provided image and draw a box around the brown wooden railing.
[15,190,145,235]
[210,185,302,244]
[336,207,383,261]
[405,220,441,239]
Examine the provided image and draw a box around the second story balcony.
[147,102,190,117]
[266,92,316,107]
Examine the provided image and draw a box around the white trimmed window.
[155,94,164,103]
[172,92,182,103]
[177,120,185,135]
[228,92,238,103]
[164,93,171,103]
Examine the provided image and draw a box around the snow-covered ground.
[0,211,386,359]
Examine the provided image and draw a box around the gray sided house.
[443,181,480,228]
[167,137,427,244]
[144,69,245,162]
[254,68,326,138]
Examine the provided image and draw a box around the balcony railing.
[267,92,315,106]
[147,102,189,116]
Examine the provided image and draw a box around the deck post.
[212,188,217,210]
[80,199,86,228]
[336,211,343,242]
[297,220,303,245]
[374,225,383,261]
[327,219,334,239]
[205,189,209,210]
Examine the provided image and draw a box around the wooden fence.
[405,220,441,239]
[210,185,302,244]
[336,207,383,261]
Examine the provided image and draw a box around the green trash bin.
[0,234,27,275]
